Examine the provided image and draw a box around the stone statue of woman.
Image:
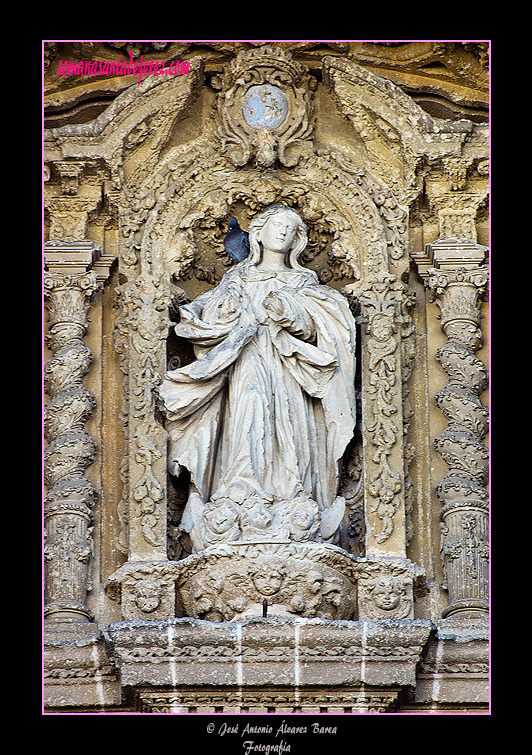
[159,204,357,552]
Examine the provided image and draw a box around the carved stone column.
[425,239,489,618]
[44,242,101,624]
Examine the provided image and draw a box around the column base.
[44,600,95,624]
[442,598,489,619]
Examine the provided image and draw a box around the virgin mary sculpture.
[159,204,357,552]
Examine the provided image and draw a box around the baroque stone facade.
[43,41,490,716]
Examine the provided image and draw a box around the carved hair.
[247,203,308,270]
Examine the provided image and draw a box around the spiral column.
[426,243,489,619]
[44,258,101,624]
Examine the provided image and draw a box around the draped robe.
[159,262,357,548]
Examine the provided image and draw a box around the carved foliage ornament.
[426,258,489,616]
[345,273,416,545]
[114,272,172,553]
[122,143,408,296]
[44,271,100,508]
[427,265,489,498]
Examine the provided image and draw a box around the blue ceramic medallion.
[242,84,288,130]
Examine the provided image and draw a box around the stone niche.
[43,42,489,713]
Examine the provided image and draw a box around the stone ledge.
[104,616,434,691]
[414,616,489,705]
[43,616,490,711]
[43,624,122,708]
[135,684,404,713]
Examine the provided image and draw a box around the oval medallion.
[242,84,288,130]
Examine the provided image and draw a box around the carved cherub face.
[289,499,320,542]
[134,580,162,613]
[249,557,286,596]
[197,572,224,595]
[242,499,274,531]
[371,576,404,611]
[259,211,298,255]
[204,501,239,535]
[252,570,284,596]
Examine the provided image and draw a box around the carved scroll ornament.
[345,273,416,553]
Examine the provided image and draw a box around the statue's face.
[245,500,273,529]
[291,504,315,530]
[259,211,298,254]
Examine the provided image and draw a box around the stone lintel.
[43,629,121,709]
[44,239,116,282]
[44,239,100,274]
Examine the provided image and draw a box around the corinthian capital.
[44,270,100,352]
[426,266,488,350]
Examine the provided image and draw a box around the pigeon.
[223,217,250,263]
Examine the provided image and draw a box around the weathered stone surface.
[175,543,359,622]
[43,625,121,708]
[415,616,489,704]
[105,616,433,692]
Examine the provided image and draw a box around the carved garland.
[114,271,172,557]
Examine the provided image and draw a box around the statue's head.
[247,204,307,269]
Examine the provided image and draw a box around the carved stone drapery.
[425,241,489,618]
[44,253,101,623]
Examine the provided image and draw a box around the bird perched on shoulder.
[223,217,250,263]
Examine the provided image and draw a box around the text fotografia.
[57,52,190,84]
[207,719,338,753]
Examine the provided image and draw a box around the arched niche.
[129,146,410,284]
[114,130,413,564]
